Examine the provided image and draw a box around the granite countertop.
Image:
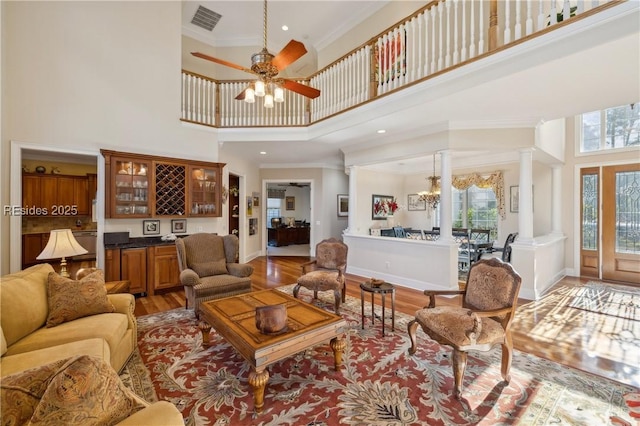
[104,235,188,249]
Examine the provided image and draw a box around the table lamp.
[37,229,88,278]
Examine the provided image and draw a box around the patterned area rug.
[568,281,640,321]
[126,285,637,425]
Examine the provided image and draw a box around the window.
[580,103,640,153]
[266,198,282,225]
[448,186,499,241]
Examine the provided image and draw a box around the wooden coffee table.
[198,288,347,414]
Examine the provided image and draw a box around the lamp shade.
[37,229,88,260]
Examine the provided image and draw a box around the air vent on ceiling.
[191,5,221,31]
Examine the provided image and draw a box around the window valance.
[451,171,505,219]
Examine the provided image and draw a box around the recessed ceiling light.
[377,129,386,134]
[281,25,288,31]
[260,151,267,155]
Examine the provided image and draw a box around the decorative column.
[551,164,563,236]
[438,150,453,242]
[345,166,358,235]
[518,148,534,243]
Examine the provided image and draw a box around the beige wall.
[318,1,429,68]
[1,1,228,273]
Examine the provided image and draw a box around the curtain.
[451,171,505,219]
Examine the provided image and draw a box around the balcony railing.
[181,0,620,128]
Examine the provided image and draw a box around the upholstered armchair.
[407,258,522,399]
[175,233,253,318]
[293,237,348,314]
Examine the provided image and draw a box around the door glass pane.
[582,173,598,250]
[616,171,640,254]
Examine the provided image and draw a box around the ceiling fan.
[191,0,320,105]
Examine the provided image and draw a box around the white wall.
[0,1,238,273]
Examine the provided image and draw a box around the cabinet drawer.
[153,245,178,256]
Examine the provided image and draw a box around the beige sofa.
[0,263,183,425]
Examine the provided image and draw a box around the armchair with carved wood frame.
[407,258,522,399]
[293,237,348,314]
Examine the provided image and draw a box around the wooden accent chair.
[407,258,522,399]
[293,237,348,314]
[175,233,253,318]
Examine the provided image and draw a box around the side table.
[360,281,395,336]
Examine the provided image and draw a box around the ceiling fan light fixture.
[264,93,274,108]
[255,80,266,97]
[274,86,284,102]
[245,87,255,103]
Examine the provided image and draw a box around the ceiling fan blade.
[271,40,307,71]
[191,52,255,75]
[235,90,246,101]
[282,79,321,99]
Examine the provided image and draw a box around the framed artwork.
[510,185,534,213]
[372,194,394,220]
[286,196,295,211]
[337,194,349,217]
[407,193,426,211]
[171,219,186,234]
[247,196,253,216]
[249,218,257,236]
[252,191,260,207]
[143,219,160,235]
[510,186,519,213]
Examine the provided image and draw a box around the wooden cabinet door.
[40,176,58,214]
[121,248,147,295]
[74,177,90,215]
[56,177,75,208]
[151,246,180,292]
[104,248,121,282]
[22,176,41,210]
[22,234,44,267]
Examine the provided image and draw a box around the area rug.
[568,281,639,321]
[129,285,638,425]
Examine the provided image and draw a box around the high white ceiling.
[204,2,639,174]
[182,1,389,53]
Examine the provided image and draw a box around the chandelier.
[418,155,440,209]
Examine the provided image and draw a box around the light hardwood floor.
[134,255,639,388]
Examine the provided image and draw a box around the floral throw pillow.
[1,355,146,426]
[46,270,115,327]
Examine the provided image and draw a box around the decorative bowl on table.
[255,304,288,334]
[369,278,385,288]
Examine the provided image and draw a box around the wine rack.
[155,163,186,216]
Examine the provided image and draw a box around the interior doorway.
[264,181,312,257]
[580,162,640,284]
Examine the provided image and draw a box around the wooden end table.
[198,289,346,414]
[360,281,395,336]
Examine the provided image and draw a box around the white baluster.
[444,0,452,68]
[437,2,444,71]
[504,0,512,44]
[550,1,558,25]
[577,0,585,14]
[469,1,476,58]
[461,1,467,62]
[423,10,430,77]
[515,0,522,40]
[364,44,371,102]
[430,6,437,74]
[537,0,545,31]
[478,0,485,54]
[377,37,384,94]
[409,17,416,82]
[526,0,533,36]
[563,0,571,22]
[453,0,459,65]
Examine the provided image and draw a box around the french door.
[581,163,640,284]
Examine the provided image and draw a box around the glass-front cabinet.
[110,157,151,217]
[102,149,225,219]
[189,165,221,217]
